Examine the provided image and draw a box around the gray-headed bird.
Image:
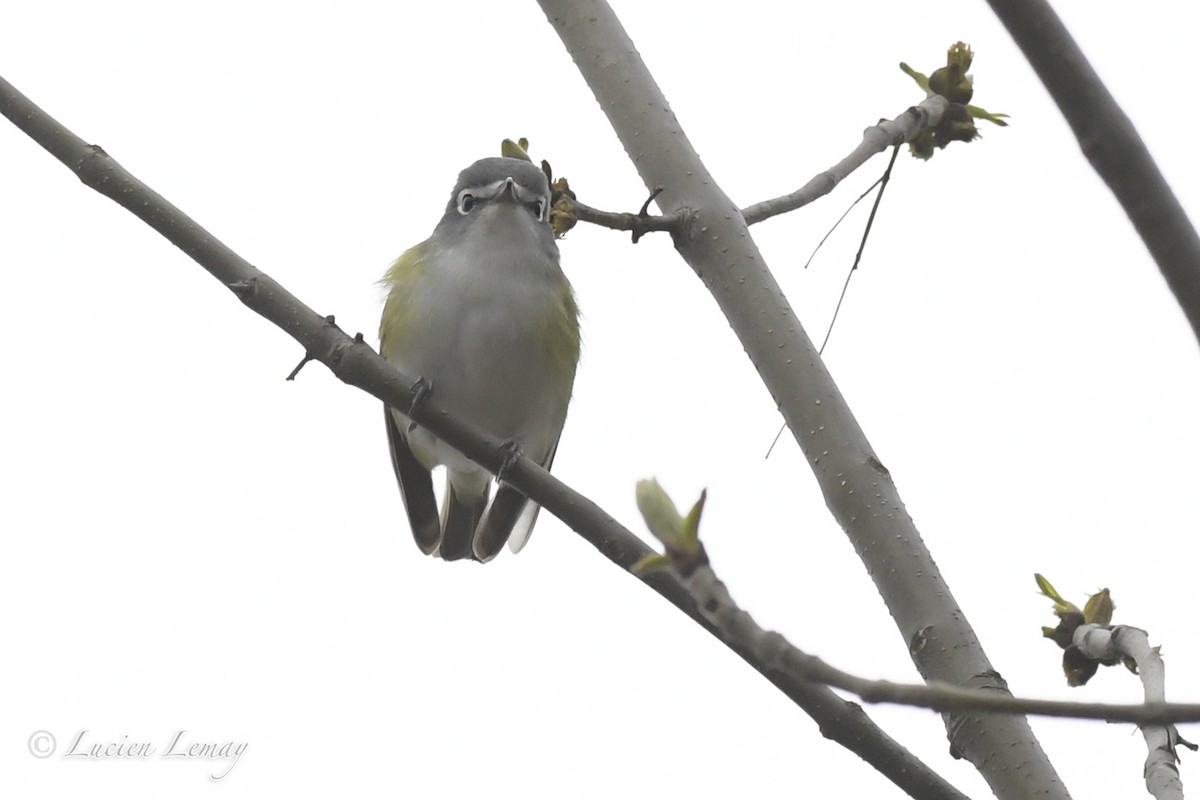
[379,157,580,562]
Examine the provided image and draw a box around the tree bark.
[537,2,1071,798]
[986,0,1200,349]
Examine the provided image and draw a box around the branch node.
[74,143,111,182]
[228,277,257,300]
[328,338,350,369]
[631,186,666,243]
[567,194,682,243]
[867,454,890,478]
[638,186,663,217]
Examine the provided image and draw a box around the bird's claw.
[407,377,433,433]
[496,440,524,483]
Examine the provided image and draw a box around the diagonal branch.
[536,2,1069,798]
[0,74,971,800]
[984,0,1200,348]
[741,98,945,226]
[641,505,1200,727]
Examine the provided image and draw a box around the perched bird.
[379,157,580,562]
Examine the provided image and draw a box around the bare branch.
[0,73,970,800]
[657,544,1200,728]
[1073,625,1191,799]
[575,98,944,240]
[741,96,947,226]
[537,3,1068,798]
[571,191,685,243]
[985,0,1200,348]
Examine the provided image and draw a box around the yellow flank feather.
[540,282,581,379]
[378,242,428,359]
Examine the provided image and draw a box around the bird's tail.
[438,479,487,561]
[473,486,534,561]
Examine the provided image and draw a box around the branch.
[537,3,1068,798]
[984,0,1200,348]
[0,73,971,800]
[571,98,944,238]
[636,485,1200,728]
[570,192,685,243]
[741,96,947,226]
[1073,625,1192,799]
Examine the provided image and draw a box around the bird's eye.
[534,198,547,222]
[457,191,475,215]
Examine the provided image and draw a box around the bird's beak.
[487,176,527,207]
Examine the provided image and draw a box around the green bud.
[1082,588,1114,625]
[500,138,532,161]
[635,479,708,576]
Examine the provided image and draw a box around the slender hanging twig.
[766,144,902,459]
[819,143,902,352]
[803,175,884,270]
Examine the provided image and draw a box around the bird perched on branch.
[379,157,580,562]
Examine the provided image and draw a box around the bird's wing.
[383,405,441,555]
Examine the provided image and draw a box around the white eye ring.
[457,191,475,215]
[535,198,547,222]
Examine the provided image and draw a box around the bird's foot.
[496,440,524,483]
[406,377,433,433]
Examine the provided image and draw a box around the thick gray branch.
[537,2,1069,798]
[985,0,1200,348]
[0,73,971,800]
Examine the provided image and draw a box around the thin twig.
[570,195,685,242]
[818,143,901,353]
[765,147,900,459]
[648,531,1200,727]
[803,176,884,270]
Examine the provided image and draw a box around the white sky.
[3,1,1199,798]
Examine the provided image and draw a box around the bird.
[379,156,580,562]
